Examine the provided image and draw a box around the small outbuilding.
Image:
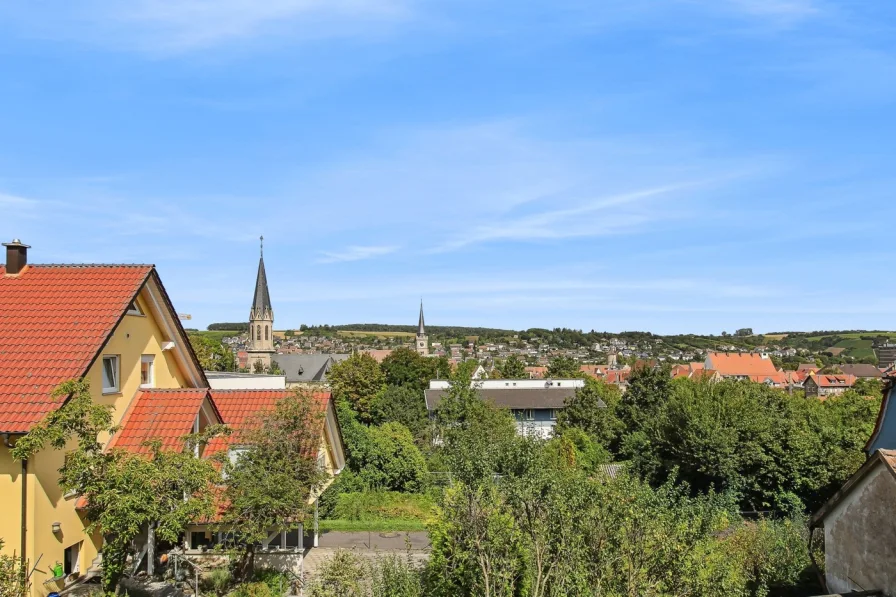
[810,449,896,596]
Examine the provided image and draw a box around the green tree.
[371,385,429,440]
[426,482,526,597]
[554,378,623,449]
[327,353,385,422]
[435,368,518,487]
[381,348,447,392]
[11,379,222,595]
[546,355,579,378]
[618,363,672,431]
[495,355,527,379]
[629,378,881,513]
[853,376,883,397]
[221,389,328,578]
[334,402,428,493]
[357,423,429,492]
[189,333,237,371]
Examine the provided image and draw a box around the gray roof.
[251,255,272,314]
[424,387,604,411]
[418,300,425,336]
[272,353,350,383]
[836,364,883,378]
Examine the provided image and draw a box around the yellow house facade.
[0,241,206,595]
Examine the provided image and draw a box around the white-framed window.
[523,409,534,421]
[550,409,558,420]
[102,356,119,394]
[140,355,155,388]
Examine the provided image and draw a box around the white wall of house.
[429,379,584,390]
[206,372,286,389]
[823,464,896,595]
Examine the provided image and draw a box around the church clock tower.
[416,300,429,357]
[247,236,275,372]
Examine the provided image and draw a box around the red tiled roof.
[108,389,219,454]
[206,390,330,456]
[812,374,857,388]
[525,366,547,379]
[706,352,779,378]
[0,264,152,432]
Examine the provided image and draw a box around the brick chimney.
[3,239,30,275]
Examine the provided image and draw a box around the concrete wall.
[206,373,286,389]
[823,463,896,595]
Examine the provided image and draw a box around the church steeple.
[251,236,273,320]
[248,235,275,372]
[417,300,425,336]
[416,300,429,357]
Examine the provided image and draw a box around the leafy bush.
[338,406,429,493]
[724,517,816,596]
[307,550,424,597]
[317,470,370,518]
[370,554,424,597]
[251,568,291,597]
[307,550,366,597]
[230,581,273,597]
[201,567,233,597]
[0,540,28,597]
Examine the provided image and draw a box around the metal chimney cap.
[2,239,30,248]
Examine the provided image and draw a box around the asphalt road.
[316,531,430,551]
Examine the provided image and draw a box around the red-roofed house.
[0,240,208,594]
[189,389,344,551]
[108,389,223,455]
[526,366,547,379]
[804,372,857,398]
[705,351,778,378]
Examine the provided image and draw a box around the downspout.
[21,457,27,569]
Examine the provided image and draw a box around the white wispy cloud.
[432,183,695,252]
[316,245,399,263]
[723,0,820,18]
[0,193,39,206]
[0,0,413,54]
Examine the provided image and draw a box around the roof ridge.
[28,263,155,268]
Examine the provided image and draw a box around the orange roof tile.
[813,374,857,388]
[206,390,330,456]
[0,264,153,432]
[706,352,779,378]
[108,389,219,454]
[525,366,547,379]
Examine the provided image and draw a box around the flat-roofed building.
[424,378,600,439]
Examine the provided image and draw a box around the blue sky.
[1,0,894,334]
